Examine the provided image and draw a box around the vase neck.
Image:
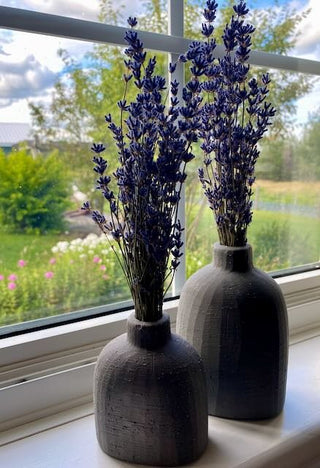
[213,243,253,272]
[127,313,171,350]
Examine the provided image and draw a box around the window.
[0,0,320,432]
[186,67,320,277]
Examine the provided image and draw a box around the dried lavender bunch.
[83,18,196,322]
[181,0,276,247]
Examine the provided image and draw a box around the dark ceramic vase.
[176,243,288,420]
[94,312,208,466]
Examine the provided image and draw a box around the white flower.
[70,238,82,246]
[58,241,70,253]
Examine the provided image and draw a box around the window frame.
[0,1,320,433]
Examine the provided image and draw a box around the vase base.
[95,314,208,467]
[177,244,288,422]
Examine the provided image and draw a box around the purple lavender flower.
[181,0,275,247]
[84,18,194,322]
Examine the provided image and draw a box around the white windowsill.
[1,332,320,467]
[0,270,319,434]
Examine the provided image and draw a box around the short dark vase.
[176,243,289,420]
[94,312,208,466]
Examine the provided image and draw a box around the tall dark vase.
[94,312,208,466]
[176,243,289,420]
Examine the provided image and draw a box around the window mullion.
[168,0,186,296]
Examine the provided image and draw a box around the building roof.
[0,122,32,147]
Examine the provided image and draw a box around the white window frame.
[0,1,320,434]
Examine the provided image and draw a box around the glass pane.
[186,68,320,277]
[0,1,168,31]
[248,0,314,61]
[0,28,168,329]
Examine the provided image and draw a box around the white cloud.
[293,0,320,60]
[296,80,320,125]
[0,28,94,119]
[0,0,147,122]
[0,46,10,56]
[5,0,143,24]
[5,0,100,21]
[0,54,56,105]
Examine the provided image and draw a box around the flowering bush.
[0,234,127,326]
[84,18,198,321]
[181,0,276,246]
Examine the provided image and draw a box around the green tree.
[295,111,320,180]
[208,0,313,136]
[0,147,70,234]
[29,0,315,213]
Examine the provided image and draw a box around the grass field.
[0,232,64,274]
[1,179,320,276]
[254,180,320,207]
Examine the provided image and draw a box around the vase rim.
[213,242,251,251]
[129,312,168,327]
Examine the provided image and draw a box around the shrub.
[0,147,70,233]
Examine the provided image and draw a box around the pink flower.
[8,274,17,281]
[8,282,16,290]
[102,274,110,280]
[0,274,4,281]
[45,271,54,279]
[93,256,100,263]
[49,257,56,264]
[100,265,106,271]
[18,259,27,267]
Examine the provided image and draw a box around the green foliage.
[0,233,128,326]
[186,208,320,276]
[28,0,314,192]
[249,211,319,270]
[212,0,313,136]
[295,111,320,180]
[0,147,70,234]
[256,138,297,181]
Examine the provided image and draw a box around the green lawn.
[0,232,63,274]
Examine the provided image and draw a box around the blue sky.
[190,0,309,7]
[251,0,303,5]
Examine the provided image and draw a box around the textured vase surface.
[177,243,288,420]
[94,312,208,466]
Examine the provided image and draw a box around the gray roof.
[0,122,32,147]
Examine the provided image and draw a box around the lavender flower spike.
[85,18,196,322]
[181,0,276,247]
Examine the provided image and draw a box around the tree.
[295,111,320,180]
[29,0,314,205]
